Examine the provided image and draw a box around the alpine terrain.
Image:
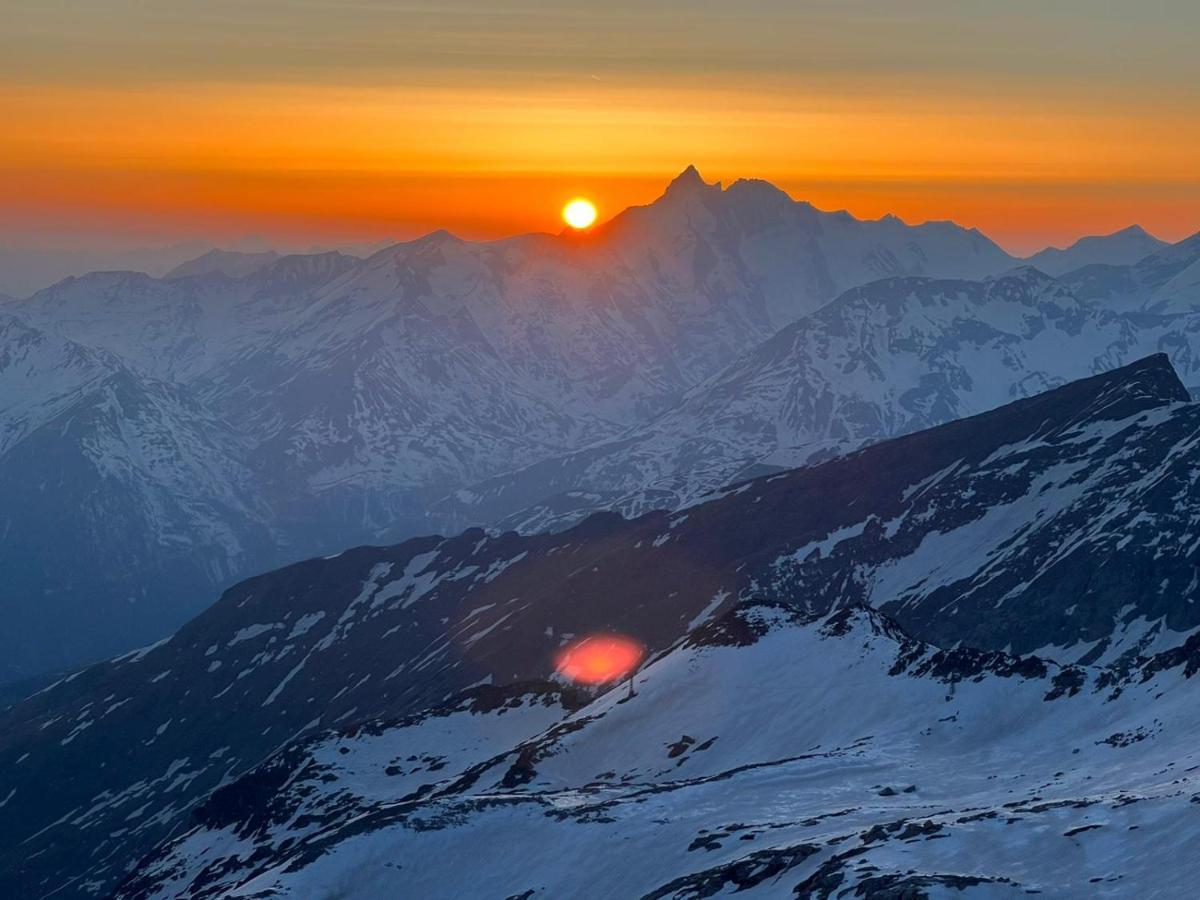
[3,355,1200,897]
[3,169,1200,685]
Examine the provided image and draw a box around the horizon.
[1,164,1194,298]
[5,2,1200,260]
[1,163,1193,258]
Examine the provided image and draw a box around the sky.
[3,0,1199,256]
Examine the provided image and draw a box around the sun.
[562,198,597,230]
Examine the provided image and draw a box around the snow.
[114,637,171,665]
[262,661,307,707]
[286,612,325,639]
[227,624,280,647]
[124,604,1200,898]
[687,590,730,631]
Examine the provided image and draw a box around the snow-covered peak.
[1026,224,1169,276]
[662,163,719,196]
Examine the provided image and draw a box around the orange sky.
[3,2,1199,255]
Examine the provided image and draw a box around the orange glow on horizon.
[555,634,645,685]
[1,79,1198,254]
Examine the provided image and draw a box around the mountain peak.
[664,164,719,197]
[1025,224,1170,275]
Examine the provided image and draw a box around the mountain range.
[1024,224,1168,276]
[3,354,1200,897]
[1,168,1198,686]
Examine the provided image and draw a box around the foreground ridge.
[1,354,1199,897]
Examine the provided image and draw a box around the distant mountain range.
[438,261,1200,535]
[1025,224,1168,275]
[4,355,1200,898]
[0,237,392,300]
[1,168,1198,684]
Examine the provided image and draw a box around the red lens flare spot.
[555,634,645,685]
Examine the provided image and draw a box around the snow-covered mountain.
[2,355,1199,898]
[0,313,282,681]
[0,169,1032,682]
[1025,224,1167,276]
[12,255,358,384]
[440,267,1200,532]
[14,168,1018,427]
[1060,230,1200,313]
[4,173,1198,688]
[119,602,1200,898]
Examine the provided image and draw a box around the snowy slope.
[16,168,1018,430]
[117,601,1200,899]
[441,268,1200,532]
[1025,224,1167,276]
[1061,230,1200,313]
[0,314,279,681]
[14,256,356,384]
[2,356,1199,898]
[0,313,116,455]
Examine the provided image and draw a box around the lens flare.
[562,198,597,229]
[555,633,644,684]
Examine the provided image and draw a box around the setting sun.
[562,198,598,230]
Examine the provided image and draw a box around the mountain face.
[2,173,1196,691]
[1060,230,1200,313]
[3,355,1199,898]
[1025,224,1168,276]
[441,267,1200,533]
[0,170,1028,682]
[15,169,1018,428]
[0,314,279,680]
[116,602,1200,899]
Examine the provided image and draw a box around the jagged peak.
[662,164,721,199]
[671,163,704,185]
